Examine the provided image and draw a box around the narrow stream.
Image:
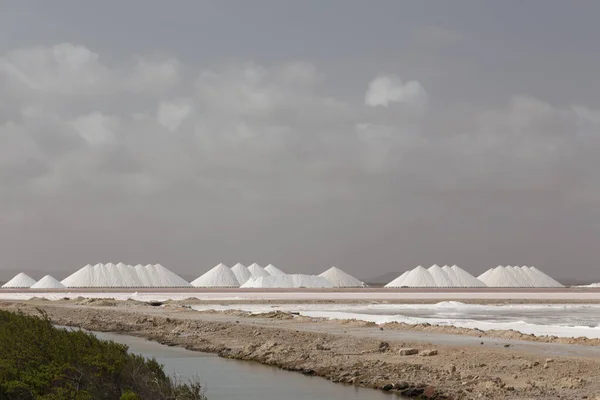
[91,330,398,400]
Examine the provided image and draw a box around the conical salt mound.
[478,266,523,287]
[30,275,65,289]
[427,265,456,287]
[2,272,37,288]
[61,264,95,287]
[149,264,192,287]
[527,266,564,288]
[265,264,286,276]
[231,263,252,285]
[248,263,269,278]
[395,266,437,287]
[191,264,239,287]
[320,266,366,287]
[446,265,487,287]
[384,270,410,287]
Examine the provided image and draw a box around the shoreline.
[2,299,600,399]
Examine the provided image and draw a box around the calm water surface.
[92,331,397,400]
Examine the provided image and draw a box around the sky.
[1,1,599,283]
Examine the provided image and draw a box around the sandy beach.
[2,298,600,400]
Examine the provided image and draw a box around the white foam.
[240,274,334,288]
[247,263,270,278]
[191,264,239,287]
[231,263,252,285]
[30,275,65,289]
[319,266,366,288]
[264,264,286,276]
[2,272,37,288]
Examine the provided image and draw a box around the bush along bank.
[0,309,206,400]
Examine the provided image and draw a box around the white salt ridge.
[446,265,487,287]
[61,263,191,287]
[384,270,410,288]
[241,274,334,288]
[248,263,270,278]
[394,265,437,287]
[478,266,563,288]
[319,266,366,288]
[264,264,286,276]
[231,263,252,285]
[528,266,564,288]
[191,264,239,287]
[427,265,456,287]
[30,275,65,289]
[2,273,37,288]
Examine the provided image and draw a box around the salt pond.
[191,301,600,339]
[91,330,395,400]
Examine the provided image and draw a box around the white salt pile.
[527,266,563,287]
[30,275,65,289]
[478,266,563,287]
[231,263,252,285]
[445,265,487,287]
[2,273,37,288]
[265,264,286,276]
[191,264,239,287]
[61,263,191,287]
[384,271,409,288]
[319,266,366,288]
[248,263,270,278]
[427,265,456,287]
[240,274,334,288]
[391,265,437,287]
[386,265,487,287]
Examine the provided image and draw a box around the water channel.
[91,330,398,400]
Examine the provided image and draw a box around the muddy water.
[92,330,397,400]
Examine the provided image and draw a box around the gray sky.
[1,1,599,283]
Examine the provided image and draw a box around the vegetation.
[0,309,206,400]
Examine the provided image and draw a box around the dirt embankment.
[2,300,600,400]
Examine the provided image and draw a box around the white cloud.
[0,43,110,94]
[365,75,428,110]
[157,99,193,132]
[70,112,120,145]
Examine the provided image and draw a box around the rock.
[399,348,419,356]
[400,387,425,397]
[381,384,393,391]
[545,358,554,363]
[420,349,438,356]
[316,343,330,351]
[394,382,410,390]
[378,341,390,352]
[504,344,510,348]
[450,364,457,373]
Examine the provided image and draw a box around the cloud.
[365,75,428,110]
[2,42,600,280]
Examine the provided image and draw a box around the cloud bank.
[1,43,599,280]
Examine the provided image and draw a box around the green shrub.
[0,309,206,400]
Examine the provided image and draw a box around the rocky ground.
[2,299,600,400]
